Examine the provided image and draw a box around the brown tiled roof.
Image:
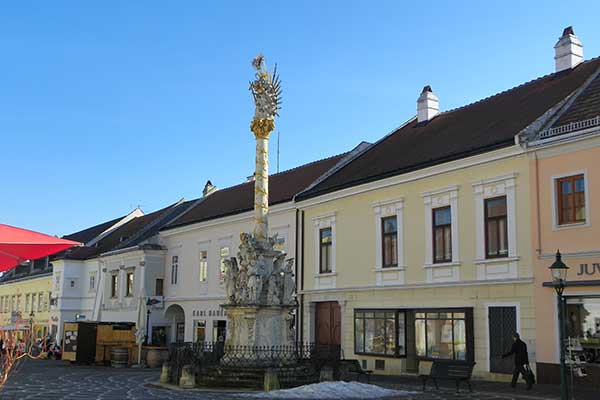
[164,153,348,230]
[62,200,190,260]
[552,70,600,127]
[62,215,126,245]
[297,58,600,200]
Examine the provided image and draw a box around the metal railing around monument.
[167,341,341,385]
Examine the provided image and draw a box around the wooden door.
[315,302,341,346]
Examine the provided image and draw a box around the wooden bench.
[340,359,373,383]
[419,360,476,393]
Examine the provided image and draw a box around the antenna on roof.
[277,130,280,173]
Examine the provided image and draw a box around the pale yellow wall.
[302,153,532,289]
[0,275,53,337]
[299,150,535,378]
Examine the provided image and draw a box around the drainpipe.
[534,152,542,256]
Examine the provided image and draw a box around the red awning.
[0,224,82,272]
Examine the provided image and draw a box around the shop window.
[126,271,134,297]
[354,310,405,357]
[219,247,230,283]
[432,207,452,263]
[155,278,164,296]
[485,197,508,258]
[381,216,398,268]
[566,297,600,342]
[111,274,119,298]
[195,320,206,342]
[319,228,333,273]
[415,311,467,360]
[199,250,208,282]
[213,320,227,342]
[557,174,586,225]
[171,256,179,285]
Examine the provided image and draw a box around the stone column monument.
[222,55,296,348]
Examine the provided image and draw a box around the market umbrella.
[0,224,82,272]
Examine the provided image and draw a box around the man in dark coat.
[502,332,533,389]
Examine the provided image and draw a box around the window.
[432,207,452,263]
[485,197,508,258]
[319,228,333,273]
[37,293,42,312]
[126,272,134,297]
[70,280,75,288]
[111,274,119,298]
[354,310,405,357]
[381,217,398,268]
[219,247,229,283]
[171,256,179,285]
[17,295,21,311]
[25,294,30,312]
[195,320,206,342]
[155,278,164,296]
[557,174,586,225]
[415,311,467,360]
[89,273,96,291]
[199,250,208,282]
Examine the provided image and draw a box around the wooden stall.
[62,321,137,365]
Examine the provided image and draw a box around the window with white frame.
[89,272,96,291]
[171,255,179,285]
[126,271,134,297]
[319,228,333,273]
[472,174,518,262]
[199,250,208,282]
[423,186,460,267]
[110,274,119,298]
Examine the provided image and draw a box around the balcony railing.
[538,115,600,140]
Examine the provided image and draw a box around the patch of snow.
[238,381,415,399]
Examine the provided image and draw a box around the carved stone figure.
[224,258,238,304]
[282,259,296,305]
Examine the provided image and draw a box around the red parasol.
[0,224,82,272]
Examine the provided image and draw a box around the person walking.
[502,332,533,390]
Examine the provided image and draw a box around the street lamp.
[29,311,35,352]
[549,250,569,400]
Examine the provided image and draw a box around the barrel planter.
[146,347,169,368]
[111,347,129,368]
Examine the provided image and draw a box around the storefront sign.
[577,263,600,276]
[192,308,226,318]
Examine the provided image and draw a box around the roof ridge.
[438,56,600,117]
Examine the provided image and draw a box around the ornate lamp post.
[549,250,569,400]
[29,311,35,351]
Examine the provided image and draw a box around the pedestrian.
[502,332,533,390]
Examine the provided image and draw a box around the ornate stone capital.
[250,118,275,140]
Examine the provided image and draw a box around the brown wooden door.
[315,302,341,346]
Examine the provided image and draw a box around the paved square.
[0,359,578,400]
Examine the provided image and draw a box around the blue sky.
[2,1,599,236]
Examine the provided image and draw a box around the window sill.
[553,221,590,231]
[373,266,406,272]
[474,256,519,265]
[314,272,337,278]
[423,261,461,268]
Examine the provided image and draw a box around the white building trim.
[422,185,460,283]
[472,173,519,280]
[372,198,405,286]
[313,212,337,289]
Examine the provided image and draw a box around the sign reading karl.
[222,55,296,347]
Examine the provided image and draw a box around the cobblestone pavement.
[0,359,584,400]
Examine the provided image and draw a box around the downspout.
[534,152,542,256]
[299,210,305,345]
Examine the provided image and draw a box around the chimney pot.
[202,180,217,197]
[554,26,583,72]
[417,85,439,123]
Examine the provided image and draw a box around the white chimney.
[417,85,439,123]
[554,26,583,72]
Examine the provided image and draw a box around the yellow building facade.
[298,147,535,380]
[0,271,53,339]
